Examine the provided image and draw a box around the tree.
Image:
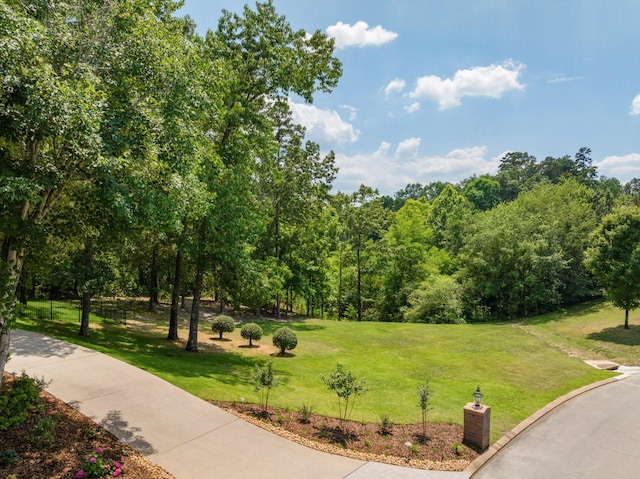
[585,206,640,329]
[417,382,433,441]
[320,363,368,426]
[182,0,342,351]
[462,176,502,211]
[253,361,279,411]
[241,323,263,346]
[375,199,451,321]
[212,315,235,339]
[0,0,192,382]
[404,275,465,324]
[272,327,298,356]
[340,185,388,321]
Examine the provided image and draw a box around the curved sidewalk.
[8,329,468,479]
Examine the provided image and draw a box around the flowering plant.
[76,448,122,478]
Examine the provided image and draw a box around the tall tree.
[0,0,194,381]
[339,185,387,321]
[182,0,342,351]
[585,206,640,329]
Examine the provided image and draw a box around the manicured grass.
[518,300,640,366]
[13,300,615,442]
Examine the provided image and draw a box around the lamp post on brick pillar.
[463,386,490,451]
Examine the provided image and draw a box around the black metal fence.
[16,299,129,325]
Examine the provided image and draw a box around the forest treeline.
[1,1,640,373]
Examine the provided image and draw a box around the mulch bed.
[216,401,478,471]
[0,374,175,479]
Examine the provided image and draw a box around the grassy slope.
[14,300,623,442]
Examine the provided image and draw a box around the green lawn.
[13,299,622,442]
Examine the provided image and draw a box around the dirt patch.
[215,401,478,471]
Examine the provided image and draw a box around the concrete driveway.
[472,370,640,479]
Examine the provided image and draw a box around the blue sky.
[178,0,640,195]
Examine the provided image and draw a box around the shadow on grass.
[587,325,640,346]
[522,300,608,325]
[238,344,261,349]
[15,312,276,388]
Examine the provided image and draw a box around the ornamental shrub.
[240,323,263,346]
[272,327,297,356]
[211,315,235,339]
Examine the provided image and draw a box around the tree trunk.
[337,244,343,321]
[79,238,93,337]
[79,291,91,337]
[625,309,630,330]
[168,248,182,341]
[185,260,204,352]
[0,239,24,387]
[357,245,362,321]
[149,245,158,312]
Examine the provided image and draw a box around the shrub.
[0,449,17,467]
[240,323,263,346]
[320,363,367,426]
[298,404,313,423]
[211,315,235,339]
[0,373,45,430]
[29,415,58,448]
[378,414,394,435]
[76,447,121,478]
[272,327,297,356]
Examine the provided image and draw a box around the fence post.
[50,300,53,321]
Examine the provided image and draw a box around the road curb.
[464,374,624,476]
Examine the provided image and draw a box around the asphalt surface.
[8,329,469,479]
[472,369,640,479]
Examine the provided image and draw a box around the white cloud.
[384,78,406,97]
[326,21,398,49]
[404,102,421,113]
[409,60,525,110]
[631,94,640,115]
[288,100,359,146]
[334,143,502,195]
[340,104,358,121]
[395,137,421,159]
[596,153,640,182]
[547,76,585,84]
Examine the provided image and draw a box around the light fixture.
[473,386,483,409]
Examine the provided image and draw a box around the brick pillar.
[463,402,490,451]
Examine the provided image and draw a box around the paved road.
[8,329,468,479]
[472,371,640,479]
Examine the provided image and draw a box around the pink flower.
[90,457,97,463]
[113,470,120,477]
[115,462,121,468]
[96,447,104,453]
[76,470,85,478]
[105,464,111,469]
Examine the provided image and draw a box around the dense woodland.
[1,0,640,378]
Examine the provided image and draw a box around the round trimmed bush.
[240,322,263,346]
[212,315,235,339]
[272,327,298,356]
